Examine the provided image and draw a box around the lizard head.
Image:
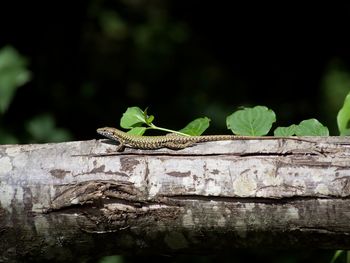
[96,127,116,140]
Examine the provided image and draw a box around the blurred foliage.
[99,255,124,263]
[330,250,350,263]
[0,45,31,113]
[25,114,72,143]
[321,59,350,134]
[98,10,128,40]
[0,46,72,144]
[0,45,30,144]
[0,129,18,144]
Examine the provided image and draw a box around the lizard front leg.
[116,139,126,152]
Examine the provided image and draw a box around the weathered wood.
[0,137,350,261]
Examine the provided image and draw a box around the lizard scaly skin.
[97,127,309,151]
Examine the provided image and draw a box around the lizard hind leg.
[164,141,194,150]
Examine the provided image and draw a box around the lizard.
[97,126,312,151]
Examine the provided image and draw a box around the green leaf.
[226,106,276,136]
[127,127,147,135]
[0,46,31,114]
[295,119,329,136]
[339,128,350,136]
[274,124,297,136]
[337,92,350,135]
[120,106,147,129]
[178,117,210,136]
[146,115,154,124]
[143,107,154,124]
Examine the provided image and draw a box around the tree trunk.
[1,137,350,261]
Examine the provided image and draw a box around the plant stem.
[149,124,190,136]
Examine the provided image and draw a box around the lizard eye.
[103,131,114,139]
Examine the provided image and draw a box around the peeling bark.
[0,137,350,261]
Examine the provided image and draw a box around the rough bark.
[1,137,350,261]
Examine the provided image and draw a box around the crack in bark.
[297,227,350,235]
[75,149,326,158]
[163,194,350,204]
[47,179,182,213]
[49,180,139,211]
[89,152,314,157]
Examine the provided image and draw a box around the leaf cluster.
[118,102,343,136]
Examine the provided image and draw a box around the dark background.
[0,1,349,262]
[1,1,349,142]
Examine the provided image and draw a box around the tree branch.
[1,137,350,261]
